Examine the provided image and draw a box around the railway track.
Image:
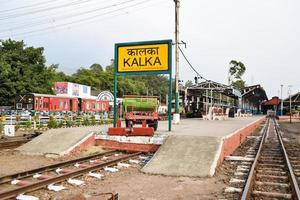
[0,139,30,150]
[241,118,300,199]
[0,150,143,199]
[0,133,40,150]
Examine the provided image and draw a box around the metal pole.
[168,40,173,131]
[174,0,180,116]
[290,94,292,123]
[288,85,292,123]
[210,89,213,108]
[280,84,283,116]
[206,89,208,114]
[168,73,172,131]
[113,75,117,127]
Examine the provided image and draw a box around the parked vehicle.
[15,93,110,113]
[123,95,159,131]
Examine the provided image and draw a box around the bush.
[76,120,81,127]
[83,117,90,126]
[57,121,64,128]
[91,115,96,126]
[66,120,72,127]
[0,122,3,134]
[32,115,39,122]
[37,123,44,129]
[15,124,20,131]
[48,116,58,129]
[25,120,32,129]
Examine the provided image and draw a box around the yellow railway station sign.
[113,39,173,131]
[115,40,171,74]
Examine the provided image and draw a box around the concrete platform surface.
[17,126,102,156]
[157,116,263,136]
[142,116,264,177]
[142,135,220,177]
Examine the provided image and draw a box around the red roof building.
[261,96,281,114]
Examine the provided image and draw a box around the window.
[35,99,39,109]
[102,103,106,111]
[64,101,68,109]
[43,102,49,109]
[96,102,100,110]
[27,104,33,110]
[86,102,90,110]
[16,103,23,109]
[40,99,43,109]
[59,100,63,109]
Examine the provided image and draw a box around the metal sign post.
[113,39,173,131]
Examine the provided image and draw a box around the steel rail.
[241,118,300,200]
[275,120,300,199]
[0,152,142,199]
[0,139,31,150]
[240,118,269,200]
[0,150,118,184]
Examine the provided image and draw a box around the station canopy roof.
[187,80,240,99]
[261,96,280,106]
[242,84,268,104]
[283,92,300,106]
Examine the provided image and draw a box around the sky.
[0,0,299,99]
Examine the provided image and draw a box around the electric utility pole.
[173,0,180,123]
[288,85,292,123]
[280,84,283,116]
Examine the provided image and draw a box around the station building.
[282,92,300,114]
[261,96,281,115]
[241,85,268,114]
[261,92,300,115]
[182,81,267,117]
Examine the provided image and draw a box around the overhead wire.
[20,0,169,39]
[178,46,208,82]
[0,0,109,27]
[0,0,101,20]
[0,0,62,13]
[0,0,138,33]
[0,0,164,38]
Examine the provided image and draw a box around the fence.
[0,114,113,134]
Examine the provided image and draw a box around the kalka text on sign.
[117,43,169,73]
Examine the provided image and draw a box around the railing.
[0,114,113,134]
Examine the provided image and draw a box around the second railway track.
[0,150,143,199]
[241,118,300,199]
[0,133,41,150]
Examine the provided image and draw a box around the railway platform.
[142,116,265,177]
[16,116,264,178]
[17,126,102,157]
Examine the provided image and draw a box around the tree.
[90,63,103,74]
[0,39,170,105]
[231,79,245,90]
[228,60,246,90]
[185,80,194,88]
[70,67,100,90]
[0,39,66,105]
